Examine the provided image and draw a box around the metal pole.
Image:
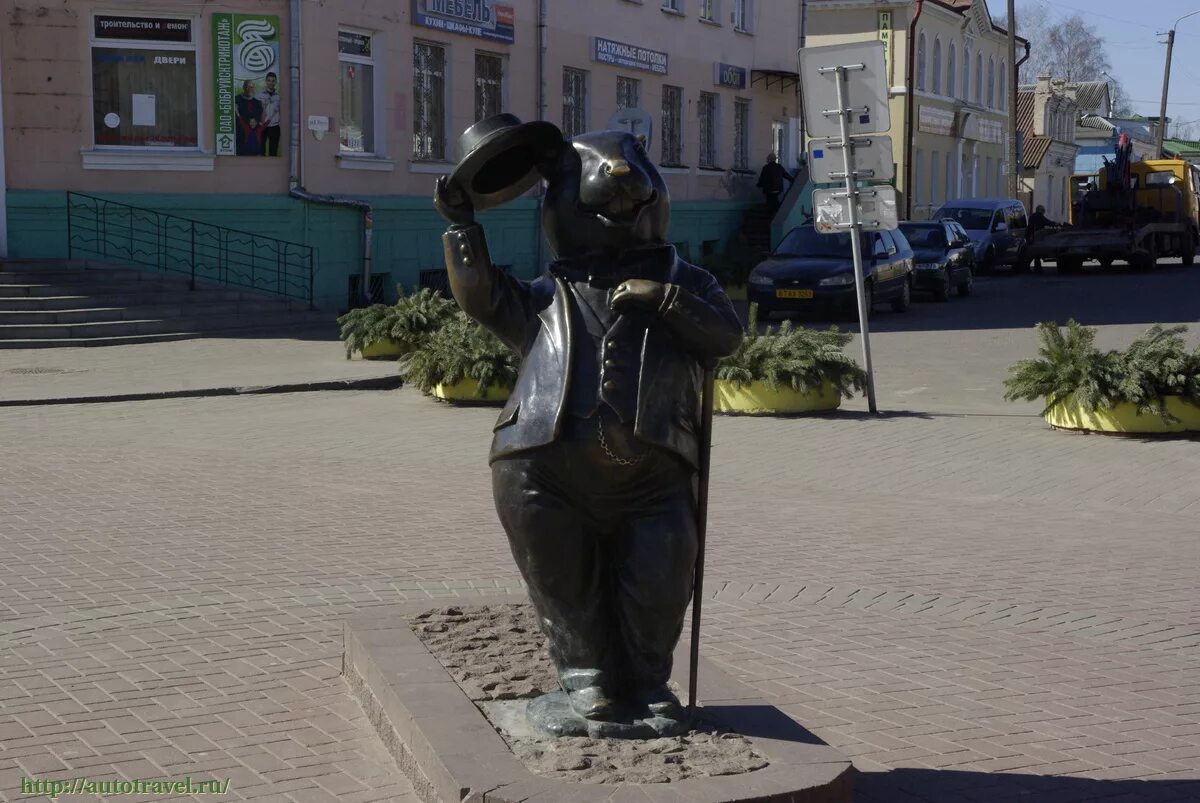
[1156,29,1175,158]
[1007,0,1019,197]
[687,366,716,718]
[833,67,878,414]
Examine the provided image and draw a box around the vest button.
[603,358,616,368]
[602,379,618,392]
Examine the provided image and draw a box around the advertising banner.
[213,14,282,156]
[412,0,515,44]
[593,37,668,75]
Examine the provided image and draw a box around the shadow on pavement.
[737,263,1200,335]
[855,767,1200,803]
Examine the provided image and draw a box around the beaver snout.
[604,160,631,177]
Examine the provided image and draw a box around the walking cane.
[687,365,716,718]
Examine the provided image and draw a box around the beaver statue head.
[541,131,670,259]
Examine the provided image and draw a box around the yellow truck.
[1035,156,1200,272]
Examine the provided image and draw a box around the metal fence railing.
[66,192,315,307]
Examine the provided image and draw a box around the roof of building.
[1164,139,1200,157]
[1016,90,1035,136]
[1072,81,1110,113]
[1023,135,1053,169]
[1078,115,1115,132]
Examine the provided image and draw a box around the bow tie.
[548,245,674,288]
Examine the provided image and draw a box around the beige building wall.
[805,0,1021,221]
[1,0,799,203]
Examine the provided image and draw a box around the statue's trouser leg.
[610,455,698,692]
[491,445,611,688]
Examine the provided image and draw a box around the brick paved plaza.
[1,267,1199,802]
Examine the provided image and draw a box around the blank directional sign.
[813,185,899,233]
[807,135,895,184]
[799,40,890,138]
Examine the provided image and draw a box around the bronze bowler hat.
[447,113,564,212]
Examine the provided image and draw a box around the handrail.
[65,192,315,307]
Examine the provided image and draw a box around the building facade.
[804,0,1024,222]
[1016,75,1079,221]
[0,0,800,307]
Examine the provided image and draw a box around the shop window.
[616,76,640,111]
[661,85,683,166]
[733,98,750,171]
[413,42,446,160]
[562,67,588,139]
[90,14,199,148]
[339,30,375,154]
[698,92,718,169]
[475,52,504,122]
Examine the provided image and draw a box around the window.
[915,149,924,207]
[975,53,983,104]
[987,57,995,108]
[734,0,749,31]
[945,151,954,200]
[562,67,588,139]
[984,156,992,195]
[1061,175,1067,217]
[999,61,1007,111]
[662,0,680,9]
[947,43,957,99]
[91,14,199,148]
[733,98,750,170]
[932,38,942,94]
[661,85,683,165]
[475,52,504,123]
[962,44,971,101]
[698,91,718,168]
[700,0,716,22]
[413,42,445,160]
[339,30,375,154]
[916,34,927,92]
[931,150,940,206]
[616,76,640,111]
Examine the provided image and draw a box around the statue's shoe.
[567,685,615,720]
[637,685,684,719]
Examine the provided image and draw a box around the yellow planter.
[431,379,512,405]
[359,339,409,360]
[1045,396,1200,434]
[713,379,842,415]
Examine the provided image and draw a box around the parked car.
[747,225,914,319]
[931,199,1030,272]
[898,219,976,300]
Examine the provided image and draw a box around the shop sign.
[213,14,282,156]
[338,31,372,57]
[877,11,892,80]
[94,15,192,42]
[412,0,515,44]
[593,37,668,75]
[918,105,955,136]
[713,62,746,90]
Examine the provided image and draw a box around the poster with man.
[213,14,282,156]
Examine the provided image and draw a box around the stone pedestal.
[344,596,853,802]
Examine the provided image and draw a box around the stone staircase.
[0,259,331,348]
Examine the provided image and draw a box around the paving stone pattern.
[2,267,1200,802]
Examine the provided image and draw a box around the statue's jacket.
[443,223,744,470]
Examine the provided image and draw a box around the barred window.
[733,98,749,170]
[562,67,588,139]
[700,0,715,21]
[661,85,683,165]
[616,76,640,111]
[698,91,717,168]
[413,42,446,160]
[475,52,503,122]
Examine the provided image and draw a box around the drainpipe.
[1014,38,1031,197]
[535,0,547,270]
[0,35,8,259]
[903,0,924,219]
[287,0,374,307]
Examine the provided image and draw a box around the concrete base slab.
[344,594,853,802]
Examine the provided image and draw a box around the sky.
[1019,0,1200,135]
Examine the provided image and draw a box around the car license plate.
[775,289,813,299]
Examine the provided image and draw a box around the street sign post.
[799,40,894,414]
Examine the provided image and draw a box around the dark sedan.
[747,225,914,319]
[897,220,976,301]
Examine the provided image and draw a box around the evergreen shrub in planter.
[400,311,520,405]
[337,287,457,360]
[715,304,867,415]
[1004,320,1200,433]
